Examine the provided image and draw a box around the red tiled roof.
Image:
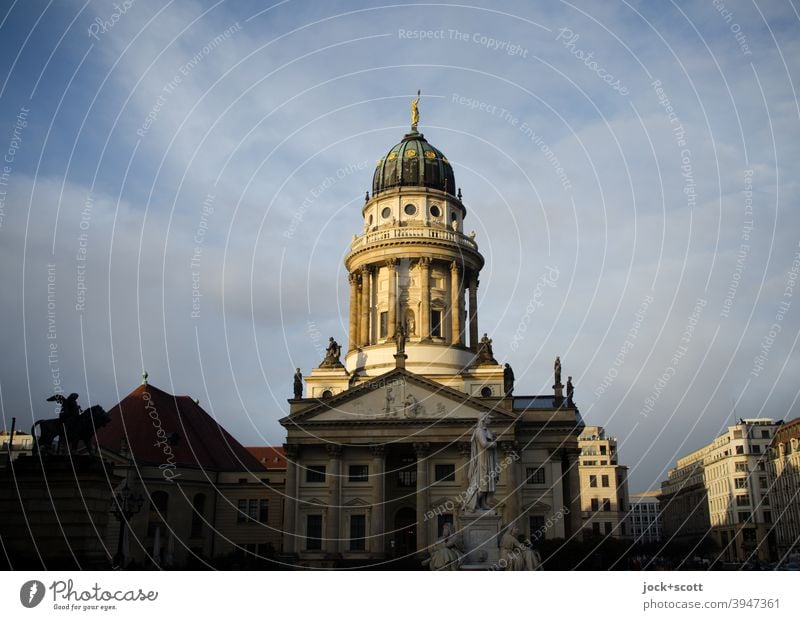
[97,383,265,472]
[245,446,287,470]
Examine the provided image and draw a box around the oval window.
[430,205,441,218]
[381,207,391,219]
[322,390,333,399]
[404,204,416,215]
[480,386,493,398]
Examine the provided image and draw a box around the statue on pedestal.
[567,376,575,406]
[499,524,543,571]
[554,356,562,388]
[320,337,343,368]
[503,363,515,397]
[473,333,497,366]
[396,322,406,354]
[293,368,303,399]
[33,393,111,455]
[423,523,463,570]
[464,414,497,511]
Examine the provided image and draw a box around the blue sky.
[1,0,799,493]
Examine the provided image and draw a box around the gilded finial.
[411,89,420,130]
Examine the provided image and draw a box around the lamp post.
[111,484,144,568]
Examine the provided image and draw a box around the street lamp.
[111,483,144,568]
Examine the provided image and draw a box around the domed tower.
[343,99,486,382]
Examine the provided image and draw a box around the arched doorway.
[393,507,417,557]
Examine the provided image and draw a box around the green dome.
[372,131,456,197]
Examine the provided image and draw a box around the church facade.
[281,104,583,566]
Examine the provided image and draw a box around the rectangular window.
[736,495,750,506]
[237,499,247,523]
[434,463,456,482]
[751,444,761,454]
[761,430,770,439]
[592,522,601,535]
[349,514,366,551]
[764,510,772,524]
[591,498,599,511]
[526,467,545,485]
[589,475,597,488]
[348,464,369,482]
[306,515,323,550]
[733,429,743,439]
[602,499,611,512]
[529,515,546,541]
[757,461,766,471]
[431,310,442,338]
[437,513,454,537]
[600,445,607,456]
[258,499,269,523]
[759,476,768,489]
[601,475,609,488]
[735,478,747,489]
[738,511,751,523]
[735,462,748,472]
[735,445,744,455]
[604,522,612,535]
[306,465,326,483]
[248,499,258,521]
[583,460,597,466]
[379,312,388,339]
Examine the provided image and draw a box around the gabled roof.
[245,446,287,470]
[281,367,515,425]
[97,382,264,472]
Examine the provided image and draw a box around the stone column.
[326,444,342,554]
[419,258,431,340]
[501,441,520,523]
[283,444,300,554]
[450,261,462,345]
[386,259,397,340]
[355,273,362,348]
[360,266,371,347]
[468,271,479,350]
[370,445,386,555]
[348,272,358,351]
[414,442,430,553]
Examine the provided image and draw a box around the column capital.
[500,440,518,458]
[450,260,461,273]
[348,271,359,285]
[326,443,343,458]
[360,265,372,276]
[412,442,430,457]
[385,258,397,270]
[369,444,386,458]
[284,443,301,459]
[417,257,432,268]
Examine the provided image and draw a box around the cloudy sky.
[0,0,798,493]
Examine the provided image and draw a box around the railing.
[350,225,479,252]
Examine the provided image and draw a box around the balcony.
[349,225,479,254]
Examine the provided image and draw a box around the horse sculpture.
[31,404,111,456]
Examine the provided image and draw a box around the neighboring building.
[660,418,778,563]
[281,108,584,567]
[0,430,33,465]
[628,491,662,544]
[578,426,630,539]
[764,417,800,560]
[97,378,284,568]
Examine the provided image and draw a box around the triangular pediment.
[283,369,511,425]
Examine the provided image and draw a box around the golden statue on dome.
[411,89,420,130]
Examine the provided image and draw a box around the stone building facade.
[578,426,630,539]
[764,417,800,560]
[281,111,584,567]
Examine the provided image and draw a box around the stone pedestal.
[0,455,120,569]
[457,510,501,569]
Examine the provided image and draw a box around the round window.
[480,386,493,398]
[381,207,391,219]
[430,205,441,218]
[404,203,416,215]
[322,390,333,399]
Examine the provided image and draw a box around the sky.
[0,0,798,494]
